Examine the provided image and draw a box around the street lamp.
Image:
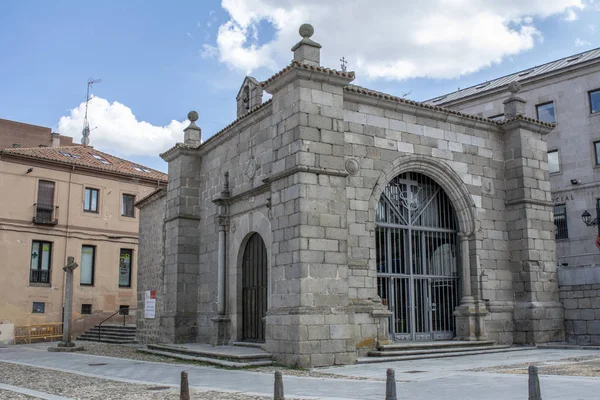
[581,208,600,237]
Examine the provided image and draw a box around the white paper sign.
[144,290,156,319]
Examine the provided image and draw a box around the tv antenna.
[82,78,101,146]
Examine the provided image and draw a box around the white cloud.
[575,38,592,47]
[57,96,188,157]
[564,8,578,20]
[202,0,585,80]
[590,24,597,33]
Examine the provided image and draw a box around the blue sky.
[1,0,598,172]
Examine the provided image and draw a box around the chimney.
[503,81,526,119]
[183,111,202,146]
[291,23,321,66]
[51,132,61,148]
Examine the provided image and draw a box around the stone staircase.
[359,340,530,363]
[139,342,273,368]
[78,324,137,344]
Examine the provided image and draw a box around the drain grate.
[404,370,426,374]
[88,363,108,366]
[146,386,171,391]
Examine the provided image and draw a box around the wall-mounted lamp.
[26,168,33,174]
[581,208,600,237]
[570,179,580,185]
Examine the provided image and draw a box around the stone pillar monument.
[49,256,85,352]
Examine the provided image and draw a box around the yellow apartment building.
[0,144,166,340]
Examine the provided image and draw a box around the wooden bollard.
[274,370,285,400]
[180,371,190,400]
[386,368,397,400]
[528,365,542,400]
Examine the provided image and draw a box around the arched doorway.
[241,233,268,342]
[376,172,460,341]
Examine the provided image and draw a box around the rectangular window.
[30,241,52,284]
[80,245,96,286]
[118,249,133,288]
[35,180,56,223]
[536,102,556,123]
[594,141,600,166]
[590,89,600,114]
[81,304,92,315]
[119,305,130,315]
[121,194,135,217]
[554,204,569,240]
[32,302,45,313]
[548,150,560,173]
[84,188,99,212]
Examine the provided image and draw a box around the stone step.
[84,329,137,337]
[358,346,530,364]
[138,349,273,368]
[232,341,265,349]
[94,325,136,331]
[146,344,272,363]
[377,340,496,351]
[368,344,511,357]
[78,336,138,344]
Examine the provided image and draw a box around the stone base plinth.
[210,315,231,346]
[513,301,565,344]
[48,342,85,352]
[454,298,489,341]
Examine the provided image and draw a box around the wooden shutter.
[37,181,55,206]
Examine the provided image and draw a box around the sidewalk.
[1,345,600,399]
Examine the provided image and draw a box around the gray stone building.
[423,48,600,270]
[136,24,565,367]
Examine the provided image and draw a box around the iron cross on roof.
[340,57,347,72]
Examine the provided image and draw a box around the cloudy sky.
[1,0,599,171]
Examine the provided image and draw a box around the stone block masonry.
[559,265,600,345]
[136,23,564,367]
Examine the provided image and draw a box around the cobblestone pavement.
[0,362,273,400]
[469,355,600,377]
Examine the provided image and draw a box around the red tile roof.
[1,145,167,182]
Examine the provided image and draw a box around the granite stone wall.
[136,191,166,344]
[559,265,600,345]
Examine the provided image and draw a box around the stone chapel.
[136,24,565,367]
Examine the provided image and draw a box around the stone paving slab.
[2,346,600,399]
[0,382,72,400]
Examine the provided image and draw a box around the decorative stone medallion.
[245,157,257,180]
[231,220,237,233]
[345,158,360,175]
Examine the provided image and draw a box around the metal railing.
[29,269,50,284]
[14,323,63,344]
[97,307,129,341]
[32,203,59,225]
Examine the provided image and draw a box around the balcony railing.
[30,269,50,284]
[33,203,58,225]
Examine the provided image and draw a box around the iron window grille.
[32,302,45,313]
[30,241,52,284]
[554,204,569,240]
[81,304,92,315]
[84,188,99,212]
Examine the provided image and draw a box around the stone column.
[211,172,231,346]
[454,233,488,341]
[61,256,78,346]
[49,257,84,352]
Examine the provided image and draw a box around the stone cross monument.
[49,256,84,352]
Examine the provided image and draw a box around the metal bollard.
[528,365,542,400]
[386,368,397,400]
[180,371,190,400]
[274,370,285,400]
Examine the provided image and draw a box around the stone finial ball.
[188,111,199,122]
[299,23,314,38]
[508,81,521,94]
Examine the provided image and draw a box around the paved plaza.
[1,344,600,399]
